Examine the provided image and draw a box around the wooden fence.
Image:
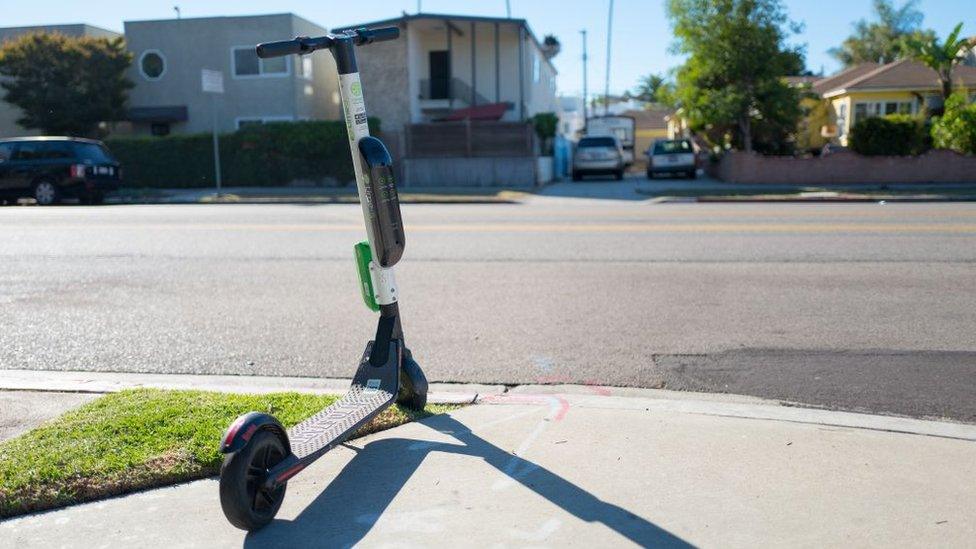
[405,121,535,158]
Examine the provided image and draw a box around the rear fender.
[220,411,290,454]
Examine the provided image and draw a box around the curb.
[2,369,975,441]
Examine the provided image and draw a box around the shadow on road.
[243,413,690,547]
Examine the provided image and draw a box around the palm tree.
[905,22,968,107]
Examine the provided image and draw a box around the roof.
[622,108,669,130]
[0,136,103,144]
[818,59,976,97]
[811,63,880,96]
[0,23,121,40]
[333,12,556,73]
[785,75,820,87]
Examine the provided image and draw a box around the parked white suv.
[573,136,625,181]
[647,138,697,179]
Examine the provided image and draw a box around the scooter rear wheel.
[219,429,288,531]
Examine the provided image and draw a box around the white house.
[333,13,559,133]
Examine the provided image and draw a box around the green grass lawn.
[0,389,454,518]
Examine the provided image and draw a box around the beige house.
[0,24,121,138]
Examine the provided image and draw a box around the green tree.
[633,73,665,103]
[531,112,559,154]
[931,93,976,155]
[829,0,932,67]
[904,22,968,108]
[0,33,133,137]
[666,0,804,153]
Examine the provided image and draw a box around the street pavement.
[2,388,974,547]
[1,175,975,421]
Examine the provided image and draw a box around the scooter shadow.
[243,413,691,548]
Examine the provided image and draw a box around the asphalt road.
[2,178,975,422]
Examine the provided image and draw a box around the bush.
[106,119,380,188]
[848,114,930,156]
[531,112,558,155]
[931,93,976,155]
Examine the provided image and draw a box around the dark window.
[72,143,115,163]
[428,51,450,99]
[0,143,13,161]
[578,137,617,148]
[150,123,171,137]
[12,141,73,160]
[262,55,287,74]
[234,48,260,76]
[140,51,165,79]
[652,140,692,154]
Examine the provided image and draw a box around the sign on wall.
[201,69,224,94]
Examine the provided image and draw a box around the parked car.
[0,137,121,205]
[647,138,697,179]
[573,136,625,181]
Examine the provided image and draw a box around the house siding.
[123,14,336,136]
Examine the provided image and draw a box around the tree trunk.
[740,115,753,153]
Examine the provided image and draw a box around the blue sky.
[3,0,972,97]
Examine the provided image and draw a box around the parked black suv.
[0,137,121,205]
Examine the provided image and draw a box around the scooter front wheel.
[219,429,288,531]
[397,353,428,411]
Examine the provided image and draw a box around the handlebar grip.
[356,26,400,45]
[256,39,304,59]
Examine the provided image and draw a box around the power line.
[604,0,614,116]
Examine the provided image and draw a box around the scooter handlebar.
[256,39,305,59]
[257,28,398,58]
[353,26,400,45]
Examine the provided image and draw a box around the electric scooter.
[217,26,428,531]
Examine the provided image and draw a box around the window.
[139,50,166,80]
[12,141,73,160]
[73,143,116,162]
[150,123,171,137]
[653,140,693,154]
[232,46,289,78]
[235,116,294,130]
[533,54,540,83]
[299,56,313,80]
[0,143,13,162]
[837,104,848,137]
[853,101,915,123]
[578,137,617,148]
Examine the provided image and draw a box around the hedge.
[106,119,380,188]
[848,114,930,156]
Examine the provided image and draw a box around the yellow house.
[622,107,669,165]
[816,59,976,146]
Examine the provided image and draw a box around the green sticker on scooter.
[354,241,380,312]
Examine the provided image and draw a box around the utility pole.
[604,0,614,116]
[580,29,588,123]
[417,0,421,13]
[506,0,511,18]
[173,6,181,19]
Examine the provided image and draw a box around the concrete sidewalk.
[1,371,974,547]
[105,186,529,205]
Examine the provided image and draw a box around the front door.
[429,50,450,100]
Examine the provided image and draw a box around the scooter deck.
[264,341,400,489]
[289,341,399,460]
